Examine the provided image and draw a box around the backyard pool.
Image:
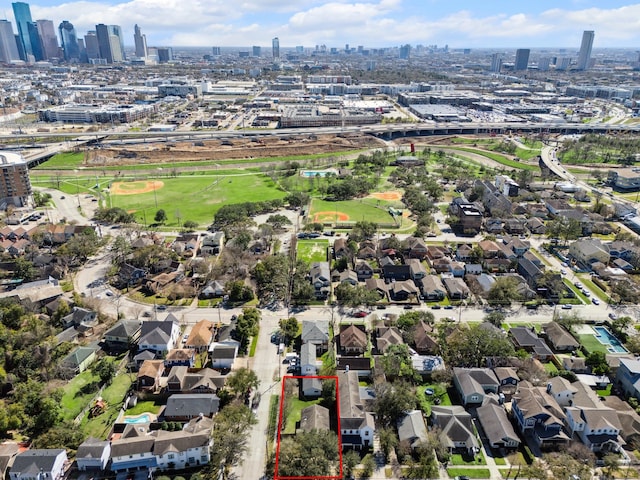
[593,326,628,354]
[123,413,152,424]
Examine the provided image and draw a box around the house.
[152,430,211,470]
[209,344,238,369]
[511,381,570,449]
[301,377,323,398]
[185,320,215,352]
[339,325,367,355]
[413,321,438,354]
[504,218,525,235]
[406,259,427,280]
[465,264,482,275]
[301,320,329,353]
[166,366,224,394]
[476,401,520,450]
[60,345,98,374]
[565,406,623,452]
[443,277,470,300]
[543,322,579,352]
[137,359,165,391]
[404,237,428,259]
[375,326,403,354]
[118,263,147,286]
[493,367,519,397]
[338,370,375,449]
[76,437,111,471]
[164,394,220,421]
[517,257,543,287]
[430,405,480,454]
[9,449,68,480]
[133,350,156,369]
[300,342,318,376]
[381,262,411,282]
[449,262,466,278]
[506,238,530,257]
[109,436,157,474]
[200,231,225,255]
[459,205,483,234]
[452,368,500,406]
[200,280,225,298]
[509,326,554,360]
[336,357,372,378]
[569,238,610,269]
[456,244,474,262]
[397,410,427,451]
[164,349,196,368]
[364,278,388,300]
[138,319,180,356]
[354,260,374,281]
[61,307,96,329]
[420,275,446,301]
[389,280,419,302]
[479,240,501,258]
[527,217,546,235]
[104,319,143,351]
[299,404,330,432]
[310,262,331,299]
[0,443,18,480]
[333,238,349,258]
[562,356,589,374]
[339,269,358,286]
[616,358,640,400]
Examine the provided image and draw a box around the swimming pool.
[593,326,628,353]
[123,413,151,424]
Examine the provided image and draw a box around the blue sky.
[9,0,640,48]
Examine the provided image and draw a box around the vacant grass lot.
[451,147,539,171]
[296,239,329,263]
[61,369,101,421]
[447,468,491,478]
[80,372,133,439]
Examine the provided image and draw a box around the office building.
[211,46,221,56]
[133,24,147,58]
[38,103,157,124]
[84,31,99,61]
[252,45,261,57]
[157,47,173,63]
[58,20,80,61]
[399,44,411,60]
[0,152,32,208]
[12,2,33,60]
[514,48,530,71]
[272,37,279,59]
[538,56,551,72]
[577,30,594,71]
[26,21,43,60]
[0,20,20,63]
[109,25,125,61]
[95,24,113,63]
[36,20,58,59]
[490,53,502,73]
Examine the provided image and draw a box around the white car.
[592,298,600,305]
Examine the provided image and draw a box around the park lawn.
[108,173,286,227]
[514,147,542,160]
[451,147,539,171]
[125,400,163,415]
[309,198,397,225]
[447,468,491,478]
[33,151,84,170]
[283,397,321,434]
[80,372,133,439]
[577,333,609,355]
[61,369,101,421]
[296,239,329,263]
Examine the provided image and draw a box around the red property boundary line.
[274,375,343,480]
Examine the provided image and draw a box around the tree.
[487,277,523,305]
[276,430,340,477]
[397,310,435,331]
[13,257,36,282]
[154,209,167,224]
[484,311,506,328]
[279,317,299,346]
[225,280,254,303]
[266,214,292,230]
[234,308,261,354]
[335,283,381,308]
[602,453,621,480]
[343,450,360,478]
[546,217,582,245]
[373,381,417,427]
[92,358,116,386]
[349,221,377,242]
[585,351,610,375]
[183,220,198,231]
[209,402,257,480]
[444,323,515,367]
[226,367,260,398]
[381,344,419,382]
[378,427,399,462]
[361,454,376,478]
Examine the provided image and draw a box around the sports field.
[309,198,398,225]
[296,239,329,263]
[109,173,286,227]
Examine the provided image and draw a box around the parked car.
[592,298,600,305]
[403,305,413,310]
[156,305,167,311]
[609,313,618,320]
[352,311,368,318]
[431,305,441,310]
[562,304,573,310]
[444,305,454,310]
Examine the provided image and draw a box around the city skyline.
[1,0,638,49]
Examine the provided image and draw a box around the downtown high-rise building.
[109,25,125,61]
[133,24,147,58]
[490,53,502,73]
[11,2,33,60]
[272,37,280,59]
[399,44,411,60]
[577,30,594,71]
[84,31,100,61]
[211,46,221,56]
[514,48,530,71]
[252,45,261,57]
[36,19,59,59]
[58,20,80,61]
[95,23,113,63]
[0,20,20,63]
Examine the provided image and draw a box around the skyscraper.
[514,48,530,71]
[211,46,221,56]
[84,31,99,61]
[109,25,125,61]
[12,2,33,60]
[58,20,80,61]
[157,47,173,63]
[26,21,43,60]
[252,45,261,57]
[577,30,594,71]
[0,20,20,63]
[36,20,59,60]
[490,53,502,73]
[272,37,279,59]
[95,24,113,63]
[133,24,147,58]
[399,44,411,60]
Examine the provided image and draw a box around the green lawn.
[450,147,539,171]
[450,451,486,465]
[61,369,101,421]
[493,456,507,466]
[283,397,321,434]
[577,275,609,303]
[125,400,163,415]
[416,383,451,416]
[33,151,84,169]
[563,279,588,304]
[543,362,559,375]
[577,333,609,354]
[309,198,398,225]
[447,468,491,478]
[80,372,133,439]
[296,239,329,263]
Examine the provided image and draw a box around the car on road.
[403,305,413,310]
[105,290,114,297]
[562,304,573,310]
[431,305,441,309]
[156,305,167,311]
[142,311,152,317]
[609,313,618,320]
[455,476,470,480]
[592,298,600,305]
[561,262,569,267]
[60,196,65,199]
[444,305,454,310]
[560,269,567,275]
[352,311,368,318]
[581,289,590,297]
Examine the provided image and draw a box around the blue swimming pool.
[593,326,628,353]
[123,413,151,424]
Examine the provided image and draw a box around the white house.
[564,407,623,452]
[300,343,318,376]
[153,431,212,469]
[76,437,110,471]
[138,318,180,356]
[10,449,68,480]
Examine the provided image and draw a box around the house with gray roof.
[443,277,470,300]
[299,404,330,432]
[61,307,96,329]
[339,370,375,450]
[164,394,220,421]
[617,358,640,401]
[76,437,110,471]
[310,262,331,299]
[166,366,225,394]
[0,443,18,480]
[9,449,68,480]
[431,406,479,455]
[300,342,318,376]
[104,319,142,351]
[60,345,99,375]
[375,326,403,354]
[509,326,554,360]
[138,319,180,356]
[397,410,427,451]
[419,275,446,301]
[452,367,499,406]
[153,430,211,469]
[543,322,579,352]
[476,401,520,450]
[301,320,329,353]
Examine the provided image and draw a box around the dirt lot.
[84,133,384,167]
